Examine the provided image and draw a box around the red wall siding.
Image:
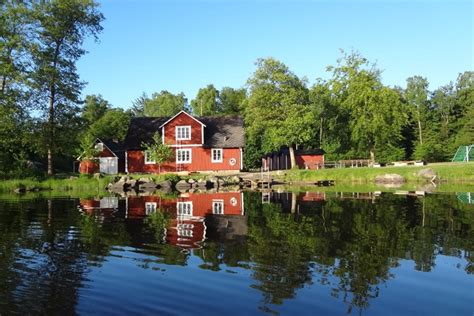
[98,147,115,158]
[79,160,99,174]
[127,147,241,173]
[80,147,115,174]
[296,154,324,169]
[163,112,203,145]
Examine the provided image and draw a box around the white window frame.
[212,200,224,215]
[211,148,223,163]
[177,223,194,237]
[145,202,157,215]
[177,201,193,216]
[94,142,104,151]
[176,148,192,164]
[175,125,191,141]
[144,150,155,164]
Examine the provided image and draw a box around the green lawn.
[280,162,474,184]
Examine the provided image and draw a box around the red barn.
[78,138,126,174]
[124,111,245,173]
[262,147,325,170]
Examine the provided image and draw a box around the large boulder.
[374,174,406,184]
[417,168,437,180]
[139,181,157,192]
[119,175,130,183]
[229,176,242,184]
[125,179,137,189]
[13,184,26,194]
[196,180,212,189]
[208,176,218,185]
[175,180,191,190]
[157,180,172,189]
[138,177,153,184]
[109,182,126,193]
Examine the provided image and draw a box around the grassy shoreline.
[279,162,474,184]
[0,162,473,195]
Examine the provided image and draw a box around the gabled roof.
[77,138,125,160]
[159,110,206,128]
[123,115,245,150]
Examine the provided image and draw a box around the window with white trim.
[144,150,155,164]
[176,126,191,140]
[145,202,157,215]
[177,223,194,237]
[176,149,192,163]
[94,143,104,151]
[211,148,223,163]
[177,202,193,216]
[212,200,224,215]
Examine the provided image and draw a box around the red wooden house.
[124,111,245,173]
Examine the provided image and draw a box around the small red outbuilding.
[262,147,325,170]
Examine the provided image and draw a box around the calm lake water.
[0,191,473,315]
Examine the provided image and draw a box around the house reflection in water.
[79,192,246,249]
[79,197,124,219]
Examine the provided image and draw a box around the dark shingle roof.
[200,116,245,148]
[123,117,169,150]
[100,139,125,161]
[123,115,244,150]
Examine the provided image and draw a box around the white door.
[99,157,118,174]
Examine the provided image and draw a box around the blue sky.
[77,0,473,109]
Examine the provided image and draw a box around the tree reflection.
[0,191,472,315]
[242,191,474,313]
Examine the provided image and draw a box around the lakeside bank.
[278,162,474,184]
[1,162,473,195]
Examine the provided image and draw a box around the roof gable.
[159,110,206,128]
[124,115,245,150]
[77,138,125,160]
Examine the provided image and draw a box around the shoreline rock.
[374,174,406,184]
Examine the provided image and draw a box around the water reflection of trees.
[1,192,472,314]
[241,192,474,313]
[0,198,87,314]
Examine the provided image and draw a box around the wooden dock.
[241,168,274,189]
[314,180,335,186]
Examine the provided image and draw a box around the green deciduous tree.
[406,76,429,146]
[218,86,246,114]
[29,0,104,175]
[309,80,350,160]
[144,90,187,117]
[82,94,110,124]
[244,57,311,168]
[142,133,174,173]
[191,84,219,116]
[84,108,131,141]
[328,51,407,162]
